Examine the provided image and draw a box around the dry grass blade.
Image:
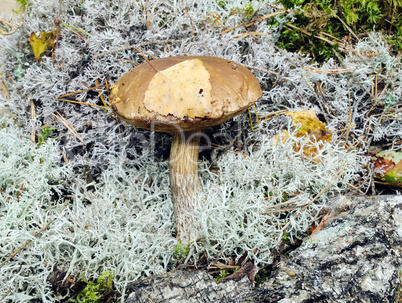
[56,82,110,109]
[94,39,183,58]
[331,124,357,134]
[259,109,288,123]
[58,85,106,98]
[303,66,357,76]
[95,78,108,108]
[344,93,353,147]
[208,262,240,270]
[262,203,309,215]
[52,111,85,145]
[0,80,10,101]
[262,197,303,213]
[313,81,337,117]
[231,32,268,40]
[336,16,359,40]
[259,109,288,119]
[253,103,260,126]
[55,98,108,108]
[220,11,290,34]
[285,23,338,46]
[0,19,19,35]
[240,63,279,76]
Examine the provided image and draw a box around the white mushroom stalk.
[110,56,262,245]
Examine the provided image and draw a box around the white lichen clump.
[0,0,400,301]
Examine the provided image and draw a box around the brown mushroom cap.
[110,56,263,132]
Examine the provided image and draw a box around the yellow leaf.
[29,27,59,60]
[274,110,332,161]
[285,111,332,143]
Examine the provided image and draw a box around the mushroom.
[110,56,262,245]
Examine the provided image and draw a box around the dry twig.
[94,39,183,58]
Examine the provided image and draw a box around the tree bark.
[169,131,202,245]
[125,195,402,303]
[126,267,253,303]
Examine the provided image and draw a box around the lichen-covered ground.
[0,0,400,301]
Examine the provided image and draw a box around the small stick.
[262,197,303,211]
[94,39,183,58]
[220,11,290,34]
[262,203,309,215]
[231,32,268,40]
[240,63,279,76]
[303,66,356,76]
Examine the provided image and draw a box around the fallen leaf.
[29,26,59,60]
[372,150,402,188]
[274,110,332,161]
[285,111,332,142]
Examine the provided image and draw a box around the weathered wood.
[125,195,402,303]
[125,267,253,303]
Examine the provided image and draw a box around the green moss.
[244,3,255,15]
[254,268,271,287]
[71,271,114,303]
[214,269,230,282]
[213,267,240,282]
[276,0,402,61]
[217,0,227,9]
[173,241,189,260]
[38,126,57,146]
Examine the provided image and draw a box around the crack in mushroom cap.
[110,56,263,132]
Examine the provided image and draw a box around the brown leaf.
[372,150,402,188]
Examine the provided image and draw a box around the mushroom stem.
[169,130,202,245]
